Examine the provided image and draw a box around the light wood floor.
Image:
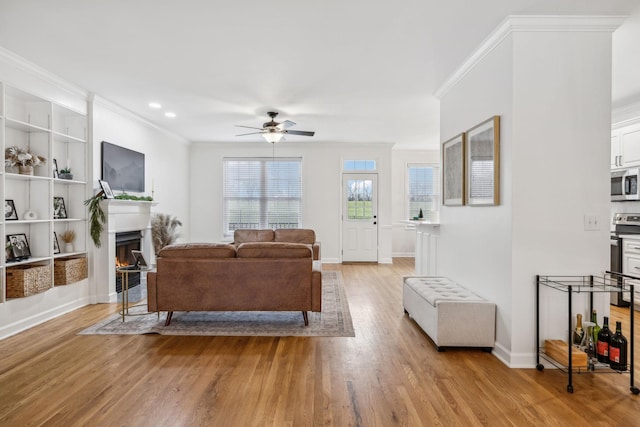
[1,258,639,426]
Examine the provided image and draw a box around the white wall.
[90,99,191,300]
[438,17,616,367]
[189,141,394,263]
[391,149,440,257]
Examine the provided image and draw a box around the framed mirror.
[466,116,500,206]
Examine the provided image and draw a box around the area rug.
[79,271,354,337]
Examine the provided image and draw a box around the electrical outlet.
[584,214,600,231]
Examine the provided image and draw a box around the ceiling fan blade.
[276,120,296,130]
[236,125,264,130]
[285,130,315,137]
[236,131,265,136]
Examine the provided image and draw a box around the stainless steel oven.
[611,213,638,307]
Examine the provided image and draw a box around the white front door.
[342,173,378,262]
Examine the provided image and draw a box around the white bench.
[402,276,496,351]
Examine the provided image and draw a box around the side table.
[117,265,154,321]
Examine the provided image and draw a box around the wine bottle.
[596,316,612,364]
[609,321,628,371]
[573,313,585,346]
[585,326,597,366]
[591,310,601,344]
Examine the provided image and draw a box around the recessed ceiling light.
[148,102,162,109]
[164,112,176,118]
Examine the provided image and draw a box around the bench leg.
[165,311,173,326]
[302,311,309,326]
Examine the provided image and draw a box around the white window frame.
[223,157,303,237]
[406,163,440,221]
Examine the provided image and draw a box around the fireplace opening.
[115,231,142,293]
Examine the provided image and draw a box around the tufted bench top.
[404,276,486,307]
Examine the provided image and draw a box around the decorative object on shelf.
[23,210,38,220]
[5,199,18,220]
[53,197,68,219]
[113,193,153,201]
[84,190,155,248]
[60,230,76,253]
[99,180,115,199]
[6,233,31,261]
[58,167,73,180]
[151,213,182,255]
[442,132,465,206]
[53,158,59,178]
[6,263,52,297]
[53,232,61,254]
[466,116,500,206]
[54,257,88,286]
[84,192,106,248]
[418,208,424,219]
[4,145,46,175]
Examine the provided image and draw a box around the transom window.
[343,159,376,171]
[223,157,302,237]
[407,164,440,220]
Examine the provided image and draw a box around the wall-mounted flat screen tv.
[101,141,145,193]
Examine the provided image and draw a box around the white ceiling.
[0,0,639,149]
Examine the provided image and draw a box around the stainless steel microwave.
[612,168,640,201]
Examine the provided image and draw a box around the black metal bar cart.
[535,273,638,394]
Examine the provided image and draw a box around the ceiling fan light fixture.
[263,130,284,143]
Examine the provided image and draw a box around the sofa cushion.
[237,242,312,258]
[274,229,315,244]
[234,229,275,243]
[158,243,237,258]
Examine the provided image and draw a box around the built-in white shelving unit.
[1,82,88,302]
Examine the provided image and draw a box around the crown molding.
[434,15,628,99]
[0,46,87,99]
[612,100,640,128]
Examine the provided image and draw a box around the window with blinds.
[407,164,440,220]
[223,157,302,237]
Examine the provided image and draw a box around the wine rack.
[535,273,639,394]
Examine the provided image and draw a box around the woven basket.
[54,257,88,286]
[6,264,52,298]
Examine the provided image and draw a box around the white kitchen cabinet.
[612,122,640,169]
[621,237,640,306]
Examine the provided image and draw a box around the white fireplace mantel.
[93,200,158,303]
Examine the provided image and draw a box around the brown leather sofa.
[147,233,322,326]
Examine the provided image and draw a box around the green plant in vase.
[59,167,73,180]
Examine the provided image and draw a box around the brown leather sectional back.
[147,240,322,326]
[233,228,321,260]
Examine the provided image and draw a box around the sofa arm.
[147,272,158,312]
[312,242,321,260]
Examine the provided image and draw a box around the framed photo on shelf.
[53,232,61,254]
[442,133,465,206]
[53,197,68,219]
[5,199,18,220]
[99,180,115,199]
[6,233,31,262]
[466,116,500,206]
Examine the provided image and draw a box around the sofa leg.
[302,311,309,326]
[165,311,173,326]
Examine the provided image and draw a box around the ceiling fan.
[236,111,315,143]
